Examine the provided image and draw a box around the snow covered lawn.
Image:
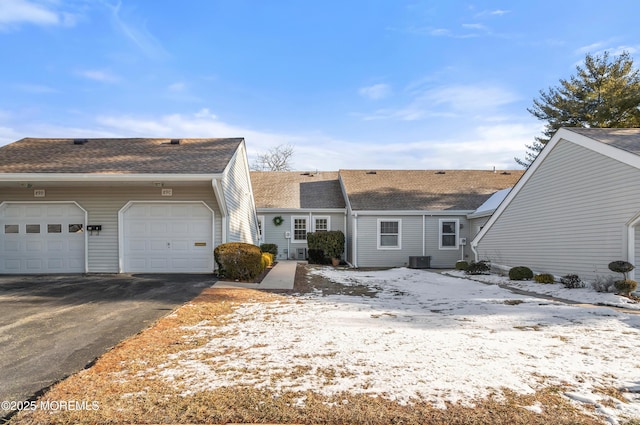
[157,267,640,424]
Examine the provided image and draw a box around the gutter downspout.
[353,212,358,268]
[422,214,426,256]
[212,179,228,244]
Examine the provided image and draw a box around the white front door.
[121,202,214,273]
[0,202,86,274]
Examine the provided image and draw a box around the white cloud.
[358,83,392,100]
[0,108,538,171]
[168,82,186,92]
[0,0,78,30]
[77,70,120,83]
[103,0,169,60]
[361,83,520,122]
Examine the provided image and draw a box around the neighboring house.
[0,137,259,274]
[339,169,524,268]
[473,127,640,280]
[250,171,346,260]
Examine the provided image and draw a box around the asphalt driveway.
[0,273,215,418]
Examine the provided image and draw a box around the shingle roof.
[0,138,244,174]
[250,171,346,209]
[566,128,640,155]
[339,169,524,211]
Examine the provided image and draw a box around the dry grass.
[7,269,614,425]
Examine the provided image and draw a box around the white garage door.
[121,202,214,273]
[0,202,86,274]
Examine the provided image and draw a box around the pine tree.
[517,51,640,167]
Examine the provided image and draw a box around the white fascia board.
[471,127,640,249]
[0,173,223,182]
[351,210,474,216]
[337,172,354,213]
[466,209,495,219]
[256,208,346,214]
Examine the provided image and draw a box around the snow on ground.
[445,269,640,311]
[155,268,640,424]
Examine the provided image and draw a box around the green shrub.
[560,274,584,289]
[261,252,274,270]
[260,243,278,257]
[465,261,490,275]
[307,248,330,265]
[614,279,638,296]
[608,260,635,281]
[214,242,263,280]
[455,261,469,271]
[307,231,345,260]
[534,273,555,284]
[509,266,533,281]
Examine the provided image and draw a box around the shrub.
[465,261,490,275]
[614,279,638,296]
[608,260,635,280]
[455,260,469,271]
[591,275,617,293]
[509,266,533,281]
[307,231,345,260]
[261,252,274,270]
[260,243,278,257]
[214,242,263,280]
[307,248,330,265]
[534,273,555,284]
[560,274,584,289]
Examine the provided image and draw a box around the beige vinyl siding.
[259,211,346,259]
[476,139,640,280]
[1,183,220,273]
[222,143,259,244]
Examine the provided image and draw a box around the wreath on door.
[273,216,284,226]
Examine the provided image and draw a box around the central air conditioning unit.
[408,256,431,269]
[296,247,308,260]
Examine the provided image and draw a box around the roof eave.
[351,209,475,216]
[0,173,224,182]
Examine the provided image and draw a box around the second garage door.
[121,202,214,273]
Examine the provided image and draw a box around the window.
[48,224,62,233]
[292,217,308,242]
[69,224,84,233]
[4,224,19,234]
[313,216,330,232]
[378,219,401,249]
[26,224,40,234]
[439,219,459,249]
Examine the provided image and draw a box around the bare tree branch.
[251,144,295,171]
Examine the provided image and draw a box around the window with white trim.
[378,219,401,249]
[439,219,459,249]
[292,217,308,242]
[313,216,330,232]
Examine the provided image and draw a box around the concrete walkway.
[214,260,299,290]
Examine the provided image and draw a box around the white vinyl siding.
[476,139,640,280]
[377,219,401,249]
[0,183,221,273]
[221,142,259,244]
[439,219,459,250]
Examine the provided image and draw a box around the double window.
[377,219,401,249]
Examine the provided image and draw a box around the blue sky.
[1,0,639,170]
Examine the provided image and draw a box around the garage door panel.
[122,203,213,273]
[0,203,86,274]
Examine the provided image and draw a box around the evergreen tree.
[517,51,640,167]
